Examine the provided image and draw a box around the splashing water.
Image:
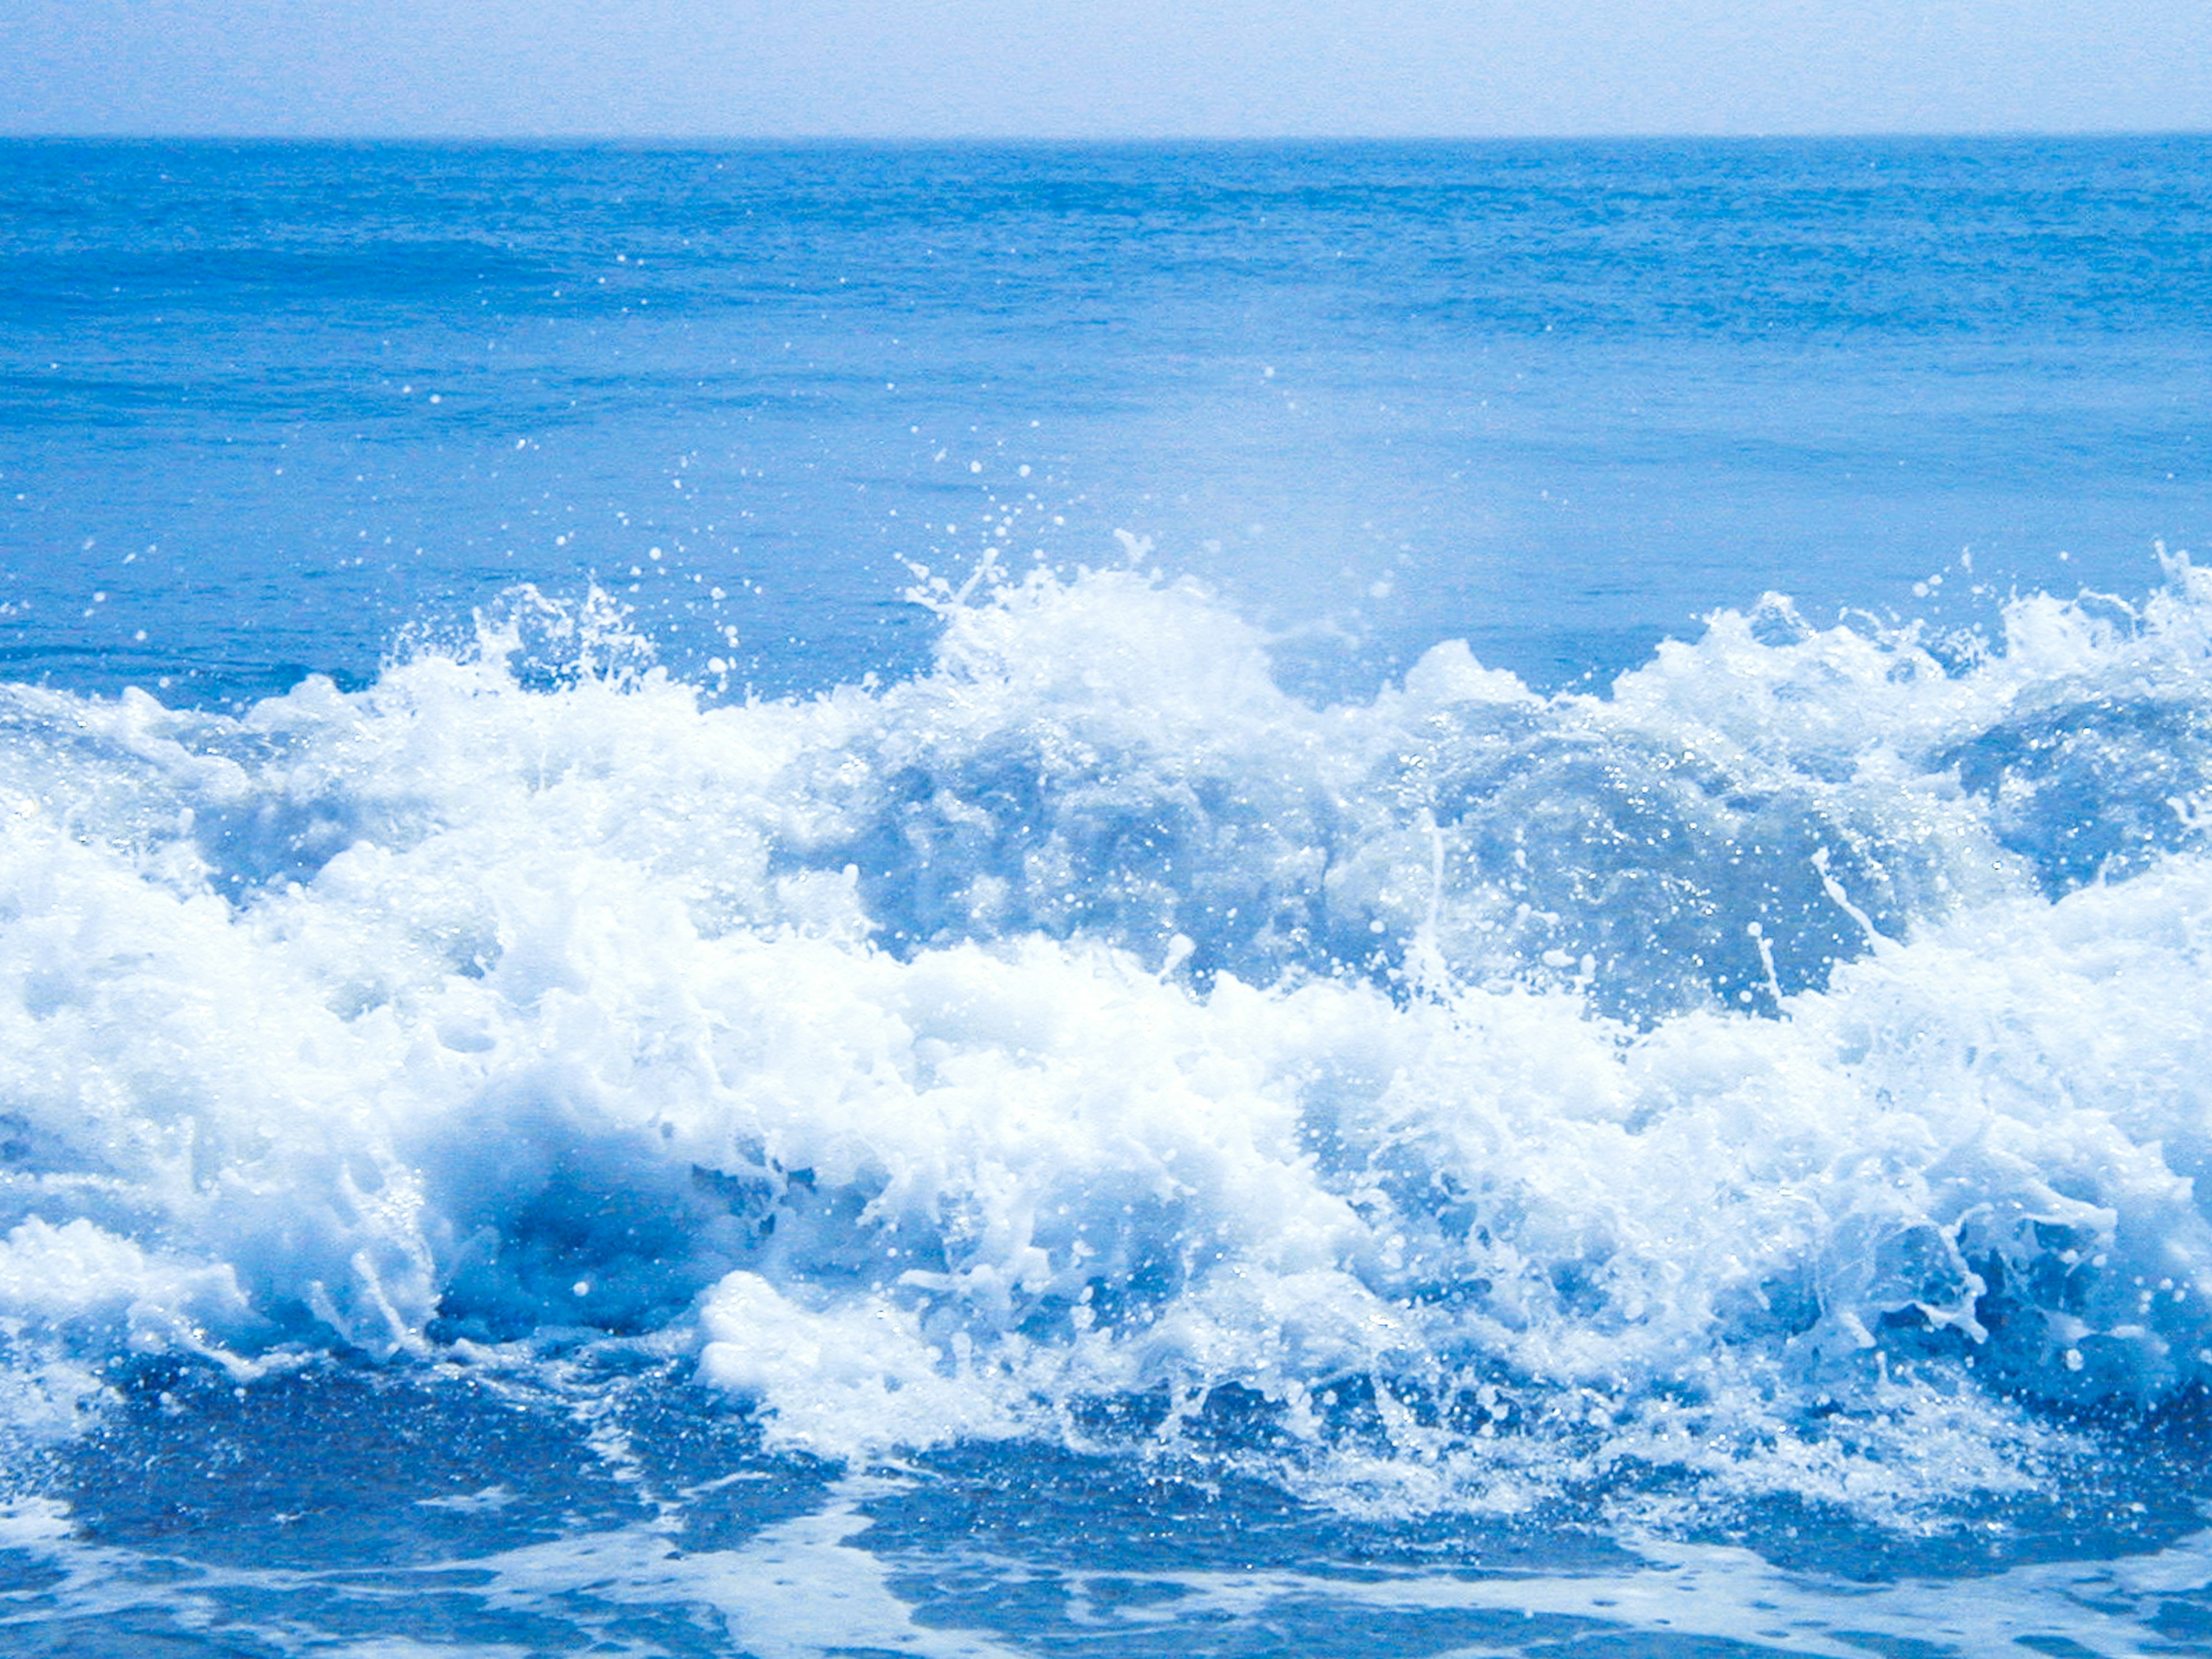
[3,554,2212,1546]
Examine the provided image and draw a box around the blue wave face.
[3,557,2211,1524]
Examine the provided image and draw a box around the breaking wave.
[6,551,2212,1522]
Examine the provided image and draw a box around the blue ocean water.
[2,137,2212,1655]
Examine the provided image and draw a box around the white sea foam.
[2,556,2210,1516]
[0,1471,2198,1657]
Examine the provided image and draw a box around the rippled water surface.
[2,137,2211,1655]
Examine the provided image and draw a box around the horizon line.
[5,126,2211,146]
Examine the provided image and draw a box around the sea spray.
[2,558,2211,1524]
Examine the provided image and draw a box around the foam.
[0,1467,2197,1657]
[3,557,2211,1516]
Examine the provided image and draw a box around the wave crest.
[3,555,2210,1518]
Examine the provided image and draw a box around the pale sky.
[3,0,2209,138]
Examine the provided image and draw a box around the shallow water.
[3,137,2211,1654]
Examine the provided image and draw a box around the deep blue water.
[5,138,2208,701]
[3,137,2212,1656]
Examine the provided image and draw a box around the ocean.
[2,135,2211,1656]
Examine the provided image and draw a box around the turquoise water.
[2,138,2211,1655]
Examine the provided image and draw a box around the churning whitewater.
[3,554,2211,1524]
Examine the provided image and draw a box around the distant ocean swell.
[3,551,2211,1522]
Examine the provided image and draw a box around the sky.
[3,0,2210,139]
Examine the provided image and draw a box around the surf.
[1,550,2209,1532]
